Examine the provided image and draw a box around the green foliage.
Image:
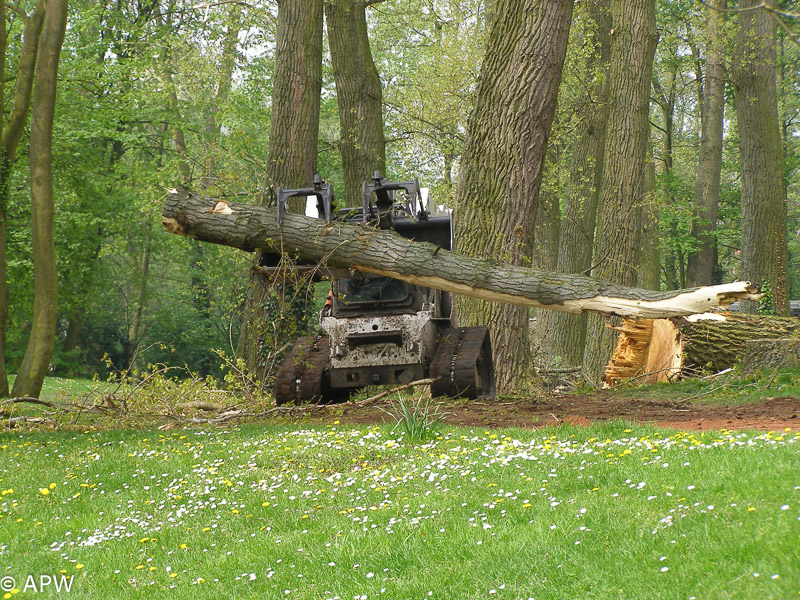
[253,279,326,378]
[381,393,449,442]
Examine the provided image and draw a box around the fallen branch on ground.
[357,378,436,406]
[2,396,57,408]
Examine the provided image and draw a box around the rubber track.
[430,326,492,399]
[274,336,330,405]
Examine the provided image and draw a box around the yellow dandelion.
[39,488,50,496]
[49,483,56,490]
[75,564,84,570]
[180,543,187,549]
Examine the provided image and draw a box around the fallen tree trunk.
[740,339,800,373]
[604,313,800,385]
[162,188,760,319]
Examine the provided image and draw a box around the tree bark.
[604,313,800,385]
[62,314,84,354]
[638,135,660,290]
[263,0,323,199]
[530,146,561,364]
[236,0,323,381]
[325,0,385,206]
[538,0,612,370]
[731,0,789,315]
[686,0,725,287]
[740,338,800,374]
[11,0,68,399]
[532,148,561,272]
[582,0,658,382]
[653,60,682,290]
[0,0,46,397]
[453,0,574,393]
[128,228,151,351]
[163,189,759,318]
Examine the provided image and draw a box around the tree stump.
[740,339,800,373]
[604,313,800,385]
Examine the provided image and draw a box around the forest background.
[2,0,799,397]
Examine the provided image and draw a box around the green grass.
[6,375,109,404]
[1,422,798,599]
[607,366,800,404]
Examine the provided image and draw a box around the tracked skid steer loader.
[270,172,495,405]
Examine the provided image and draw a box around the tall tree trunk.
[638,135,660,290]
[62,314,84,354]
[0,1,46,396]
[686,0,725,287]
[653,63,681,290]
[263,0,323,198]
[731,0,789,315]
[530,146,562,365]
[532,148,561,272]
[236,0,323,382]
[128,226,151,351]
[325,0,385,206]
[582,0,658,382]
[536,0,611,369]
[454,0,573,393]
[11,0,68,398]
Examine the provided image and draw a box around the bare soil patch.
[294,393,800,432]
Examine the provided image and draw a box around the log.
[604,313,800,385]
[162,188,760,319]
[740,339,800,373]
